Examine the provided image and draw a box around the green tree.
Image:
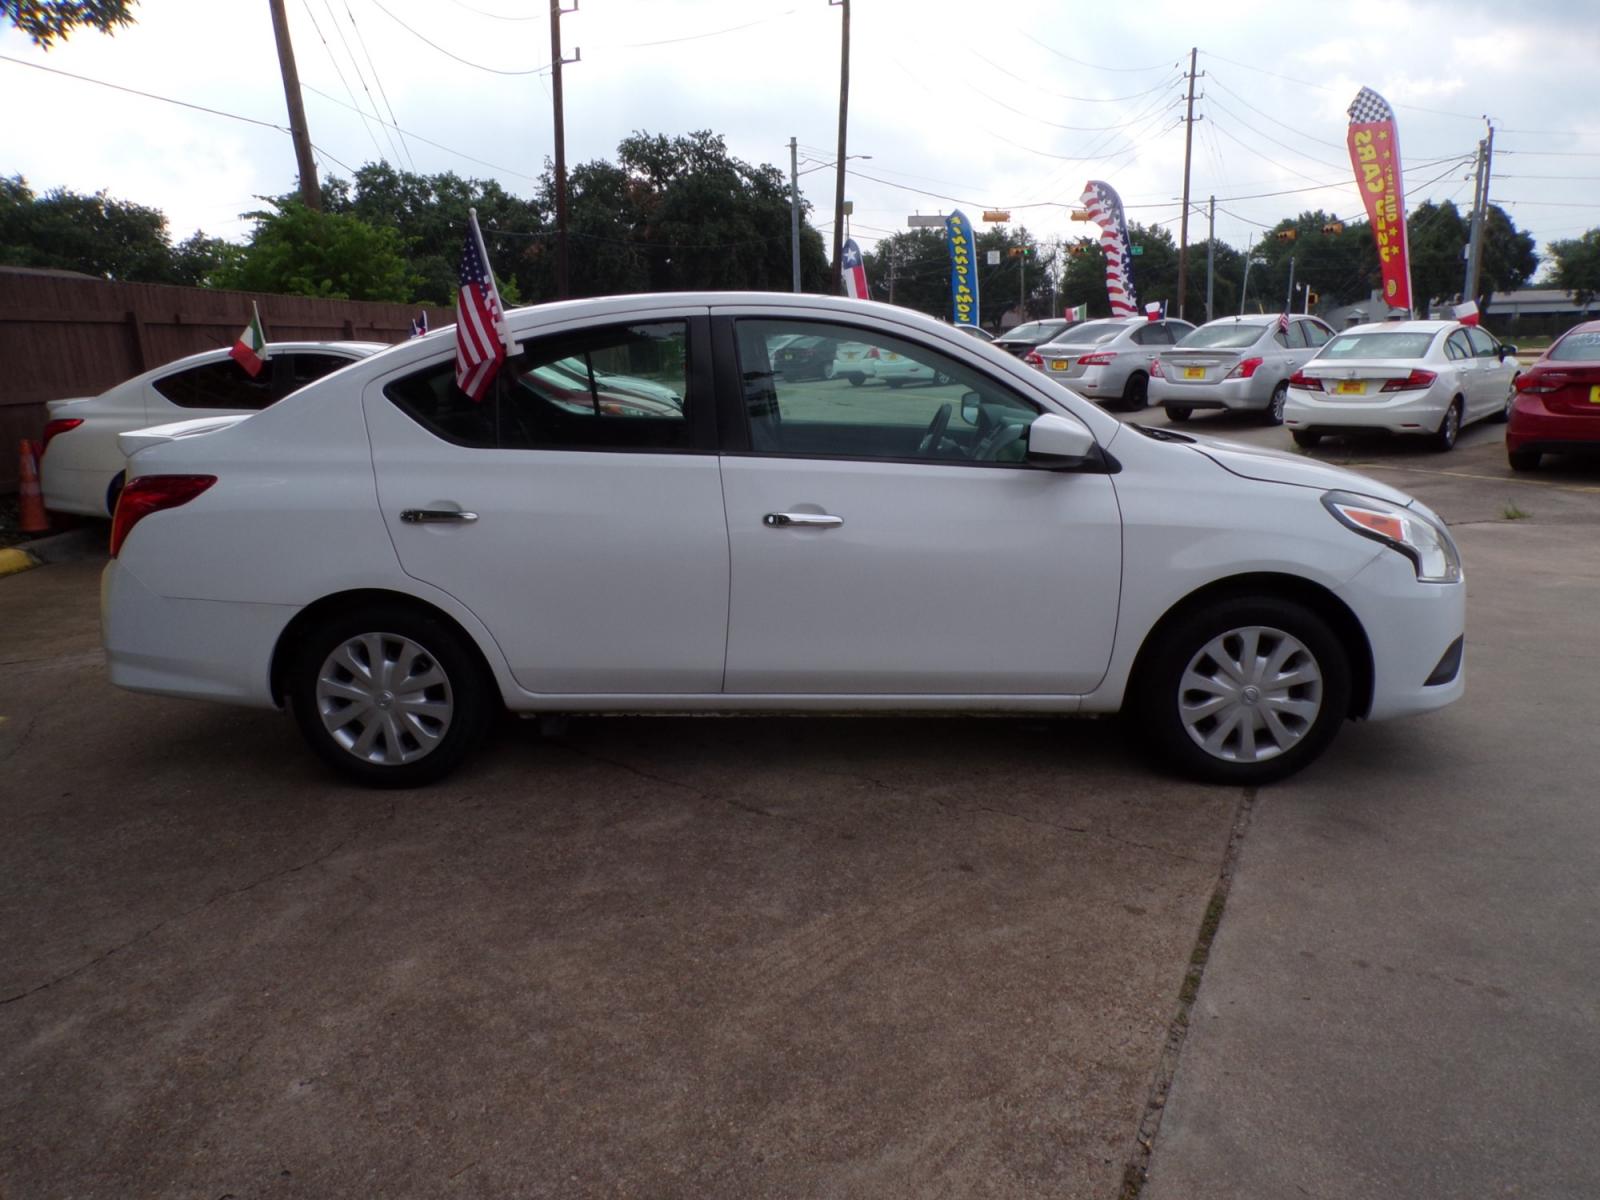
[1548,228,1600,306]
[0,174,178,280]
[4,0,134,47]
[217,199,416,301]
[861,227,948,318]
[1475,204,1537,312]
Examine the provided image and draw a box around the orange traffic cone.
[18,439,49,534]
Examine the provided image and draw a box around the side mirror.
[1499,344,1518,358]
[960,390,981,426]
[1026,412,1097,466]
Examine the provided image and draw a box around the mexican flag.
[1064,303,1088,321]
[230,303,267,377]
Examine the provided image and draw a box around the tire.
[1508,448,1541,472]
[1492,379,1516,423]
[1166,406,1192,424]
[1132,596,1352,786]
[288,603,493,788]
[1121,371,1149,412]
[105,470,127,517]
[1430,399,1463,452]
[847,373,866,387]
[1263,381,1288,426]
[1291,430,1323,449]
[885,378,905,389]
[822,362,837,380]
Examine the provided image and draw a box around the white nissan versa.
[102,294,1466,788]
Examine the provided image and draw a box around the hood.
[119,414,253,458]
[1186,433,1415,506]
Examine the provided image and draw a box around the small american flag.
[456,211,511,401]
[1277,312,1290,335]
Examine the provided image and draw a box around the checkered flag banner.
[1347,86,1396,126]
[1079,180,1139,317]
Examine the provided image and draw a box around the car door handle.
[764,512,843,528]
[400,509,479,524]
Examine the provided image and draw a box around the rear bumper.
[1150,374,1272,411]
[41,462,117,517]
[1507,394,1600,452]
[101,559,294,708]
[1283,387,1449,435]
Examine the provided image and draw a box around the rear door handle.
[400,509,479,524]
[764,512,843,528]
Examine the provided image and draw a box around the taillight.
[1076,351,1118,367]
[109,475,216,558]
[1225,356,1264,380]
[1149,359,1164,378]
[1515,372,1560,394]
[41,418,84,455]
[1379,368,1437,393]
[1287,370,1323,392]
[867,347,881,359]
[1024,350,1044,367]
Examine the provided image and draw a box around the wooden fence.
[0,269,452,492]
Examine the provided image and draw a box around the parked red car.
[1507,320,1600,471]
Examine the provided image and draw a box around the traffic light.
[1008,247,1024,259]
[1321,221,1345,235]
[1069,245,1087,256]
[1307,290,1320,307]
[1275,229,1298,243]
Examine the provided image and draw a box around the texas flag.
[1145,300,1164,322]
[841,238,869,300]
[1454,300,1481,326]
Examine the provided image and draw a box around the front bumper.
[1334,548,1466,721]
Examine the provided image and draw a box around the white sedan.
[1283,320,1518,450]
[40,341,383,517]
[102,293,1466,788]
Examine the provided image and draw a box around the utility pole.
[1205,195,1215,323]
[789,137,802,293]
[1464,121,1495,306]
[267,0,321,210]
[1176,47,1199,319]
[549,1,577,299]
[1019,246,1026,317]
[829,0,850,294]
[1284,256,1296,315]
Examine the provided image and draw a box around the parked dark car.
[771,334,838,380]
[994,319,1076,358]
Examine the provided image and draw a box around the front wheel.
[1263,381,1288,426]
[288,604,492,787]
[1132,597,1351,786]
[1120,371,1149,412]
[1165,406,1192,424]
[1291,429,1322,448]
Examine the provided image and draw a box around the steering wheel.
[917,402,953,456]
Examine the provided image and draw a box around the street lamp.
[789,149,871,293]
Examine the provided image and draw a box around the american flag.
[1079,180,1139,317]
[455,212,511,401]
[841,238,869,300]
[1277,311,1291,334]
[410,311,428,338]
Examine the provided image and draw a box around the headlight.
[1322,490,1462,583]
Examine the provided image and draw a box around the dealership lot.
[3,413,1597,1197]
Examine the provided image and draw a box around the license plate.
[1183,366,1205,380]
[1591,385,1600,404]
[1051,358,1069,371]
[1336,380,1367,395]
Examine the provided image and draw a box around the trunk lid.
[1524,363,1600,415]
[1298,358,1431,400]
[1158,348,1245,384]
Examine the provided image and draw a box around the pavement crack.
[0,713,38,765]
[0,801,397,1008]
[1118,785,1260,1200]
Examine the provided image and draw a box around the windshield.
[1053,321,1126,345]
[1549,330,1600,362]
[1003,320,1067,342]
[1319,331,1437,360]
[1179,323,1268,349]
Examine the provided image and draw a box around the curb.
[16,525,107,565]
[0,546,41,578]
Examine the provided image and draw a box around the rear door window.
[152,358,278,410]
[274,352,357,401]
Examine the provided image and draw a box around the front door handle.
[400,509,479,524]
[764,512,843,528]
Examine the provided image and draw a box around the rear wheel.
[1430,398,1463,452]
[1508,448,1541,472]
[847,373,866,387]
[1263,381,1288,426]
[1166,406,1192,424]
[1120,371,1149,412]
[1133,596,1351,786]
[288,604,492,787]
[1291,430,1322,449]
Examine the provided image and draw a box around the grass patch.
[1502,501,1531,520]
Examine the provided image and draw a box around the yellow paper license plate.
[1051,359,1069,371]
[1590,384,1600,404]
[1183,366,1205,380]
[1336,380,1367,395]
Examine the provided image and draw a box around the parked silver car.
[1151,314,1336,425]
[1027,317,1196,411]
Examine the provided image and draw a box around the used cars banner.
[1346,87,1413,314]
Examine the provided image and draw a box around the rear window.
[1549,330,1600,362]
[1003,320,1067,342]
[1053,320,1125,344]
[1178,323,1268,349]
[1319,332,1438,360]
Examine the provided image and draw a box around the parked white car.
[1027,317,1195,411]
[1152,314,1337,425]
[102,293,1466,789]
[40,341,383,517]
[1284,320,1519,450]
[826,341,949,387]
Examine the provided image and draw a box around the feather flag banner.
[1347,87,1413,314]
[1079,181,1138,317]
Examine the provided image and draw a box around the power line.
[299,0,389,165]
[440,0,542,19]
[322,0,404,166]
[1206,73,1349,152]
[367,0,552,74]
[617,8,797,48]
[0,52,289,132]
[344,0,415,170]
[1019,30,1179,73]
[966,49,1181,104]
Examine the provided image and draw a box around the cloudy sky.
[4,0,1598,278]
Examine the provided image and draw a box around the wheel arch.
[1126,572,1375,719]
[269,588,504,709]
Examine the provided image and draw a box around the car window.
[276,352,356,401]
[1445,331,1473,361]
[1319,331,1438,359]
[1283,321,1309,349]
[1302,321,1332,348]
[1058,320,1127,344]
[1165,321,1195,340]
[1271,326,1289,348]
[153,358,280,410]
[1132,324,1170,346]
[384,321,690,451]
[734,319,1040,464]
[1180,323,1268,349]
[1464,327,1499,358]
[1548,329,1600,362]
[1003,320,1066,343]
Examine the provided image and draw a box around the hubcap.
[315,632,453,765]
[1178,626,1323,763]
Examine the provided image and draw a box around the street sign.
[842,201,854,216]
[1130,245,1144,256]
[982,210,1011,222]
[1070,209,1091,221]
[907,215,945,228]
[986,250,1001,265]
